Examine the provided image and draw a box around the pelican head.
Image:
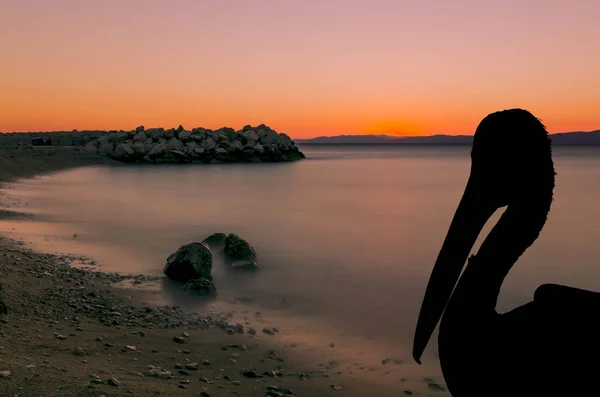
[412,108,555,364]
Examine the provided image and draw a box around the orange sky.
[1,0,598,138]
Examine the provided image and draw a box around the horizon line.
[294,129,600,140]
[2,128,600,141]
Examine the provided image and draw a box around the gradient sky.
[1,0,598,138]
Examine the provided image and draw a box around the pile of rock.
[163,233,259,296]
[163,242,216,296]
[82,124,305,164]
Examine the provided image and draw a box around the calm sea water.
[2,145,600,371]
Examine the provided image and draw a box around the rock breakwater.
[83,124,305,163]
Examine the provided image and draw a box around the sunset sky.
[1,0,598,138]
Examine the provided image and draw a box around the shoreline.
[0,147,447,396]
[0,146,117,185]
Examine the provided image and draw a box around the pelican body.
[413,109,600,396]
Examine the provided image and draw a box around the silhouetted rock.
[184,278,216,296]
[73,124,305,164]
[224,234,256,261]
[163,243,212,283]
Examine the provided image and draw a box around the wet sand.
[0,145,449,396]
[0,146,117,184]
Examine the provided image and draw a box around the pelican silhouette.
[413,108,600,396]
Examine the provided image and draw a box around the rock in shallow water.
[231,260,260,271]
[163,242,212,283]
[184,278,217,296]
[203,233,227,245]
[224,234,257,261]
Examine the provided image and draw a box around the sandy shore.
[0,145,447,396]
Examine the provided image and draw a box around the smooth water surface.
[2,145,600,369]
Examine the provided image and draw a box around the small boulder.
[203,233,227,245]
[108,132,129,144]
[133,131,148,142]
[227,140,243,152]
[167,138,185,151]
[108,376,121,386]
[224,234,257,260]
[259,130,279,145]
[164,242,213,283]
[203,138,217,151]
[145,128,165,140]
[112,143,135,161]
[98,142,114,155]
[216,133,229,142]
[191,128,206,141]
[231,260,260,271]
[241,129,258,142]
[170,149,190,163]
[178,130,192,142]
[149,142,168,157]
[132,141,148,155]
[184,278,217,296]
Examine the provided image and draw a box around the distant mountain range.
[295,130,600,145]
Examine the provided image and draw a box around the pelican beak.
[412,175,497,364]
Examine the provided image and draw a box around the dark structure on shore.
[413,108,600,396]
[31,137,52,146]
